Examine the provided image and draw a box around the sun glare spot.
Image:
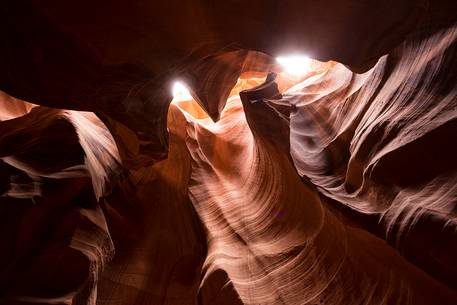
[276,55,312,77]
[172,81,193,102]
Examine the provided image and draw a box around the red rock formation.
[1,1,457,304]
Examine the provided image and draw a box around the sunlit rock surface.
[1,0,457,304]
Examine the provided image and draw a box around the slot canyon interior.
[1,1,457,304]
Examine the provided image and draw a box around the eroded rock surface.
[1,1,457,304]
